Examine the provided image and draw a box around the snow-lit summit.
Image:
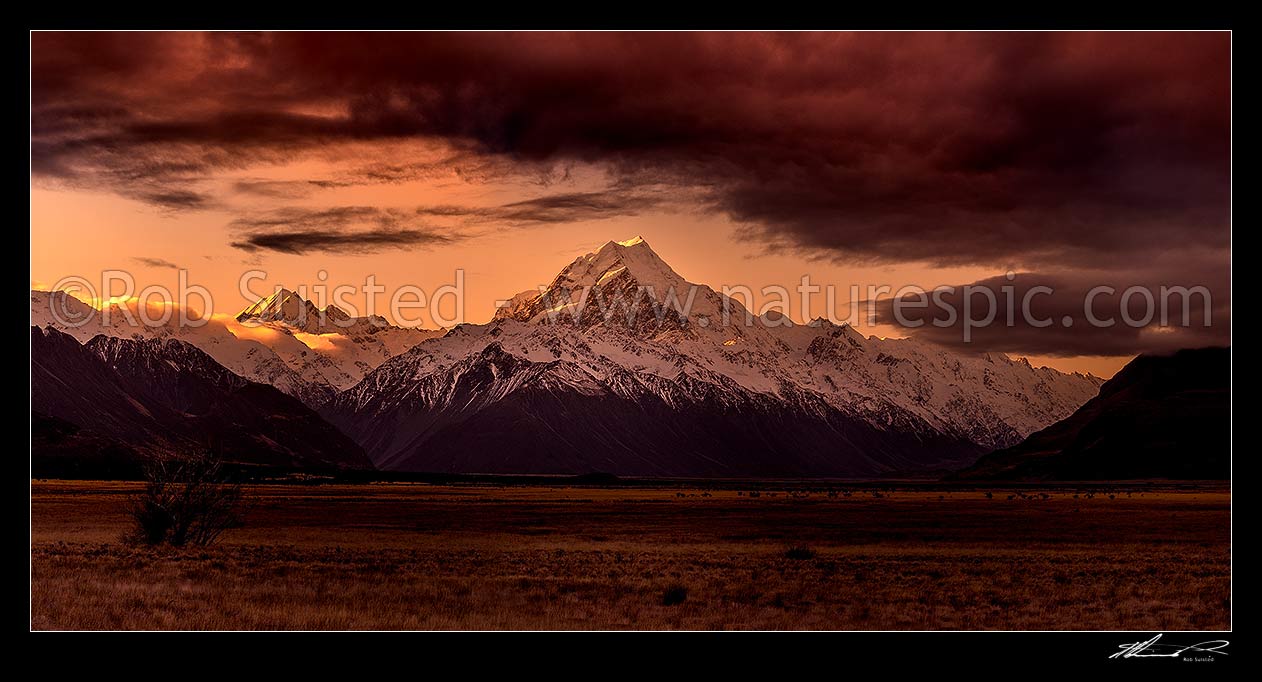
[331,238,1104,476]
[32,239,1104,477]
[560,236,688,293]
[32,286,443,407]
[236,287,351,332]
[494,236,698,327]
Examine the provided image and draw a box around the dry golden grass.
[30,481,1230,630]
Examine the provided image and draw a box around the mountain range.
[957,347,1229,480]
[32,326,371,474]
[31,286,443,406]
[31,237,1107,476]
[328,237,1102,475]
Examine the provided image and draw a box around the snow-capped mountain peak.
[566,236,689,293]
[32,286,443,407]
[497,237,749,339]
[230,286,445,391]
[33,239,1108,478]
[331,239,1105,475]
[236,287,350,332]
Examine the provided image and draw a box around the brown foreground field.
[30,480,1230,630]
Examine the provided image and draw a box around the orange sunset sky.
[28,164,1135,378]
[31,33,1232,378]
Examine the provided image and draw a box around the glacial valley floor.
[31,480,1230,630]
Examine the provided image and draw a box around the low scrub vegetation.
[126,453,244,547]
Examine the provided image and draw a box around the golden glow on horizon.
[293,332,345,353]
[35,285,1134,379]
[219,316,289,345]
[84,296,204,318]
[30,160,1137,377]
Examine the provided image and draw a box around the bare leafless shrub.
[661,584,689,606]
[785,545,816,560]
[126,453,244,547]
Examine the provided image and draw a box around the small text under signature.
[1110,634,1229,660]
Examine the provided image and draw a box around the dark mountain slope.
[329,343,982,476]
[32,326,371,471]
[956,347,1229,480]
[324,238,1100,476]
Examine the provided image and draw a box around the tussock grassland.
[31,481,1230,630]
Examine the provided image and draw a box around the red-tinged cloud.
[31,32,1230,265]
[865,260,1231,357]
[227,206,461,254]
[31,32,1230,355]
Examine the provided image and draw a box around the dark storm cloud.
[231,229,453,255]
[865,261,1230,357]
[31,32,1230,354]
[229,206,403,231]
[132,189,211,209]
[229,192,645,252]
[228,205,459,254]
[31,32,1230,264]
[130,256,182,269]
[417,189,668,226]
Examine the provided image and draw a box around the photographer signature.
[1110,634,1229,659]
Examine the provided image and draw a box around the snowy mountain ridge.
[31,288,443,406]
[32,238,1103,475]
[330,238,1103,475]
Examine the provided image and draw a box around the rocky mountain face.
[234,287,444,392]
[31,326,372,471]
[31,238,1108,477]
[328,237,1103,476]
[956,347,1230,480]
[31,287,443,408]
